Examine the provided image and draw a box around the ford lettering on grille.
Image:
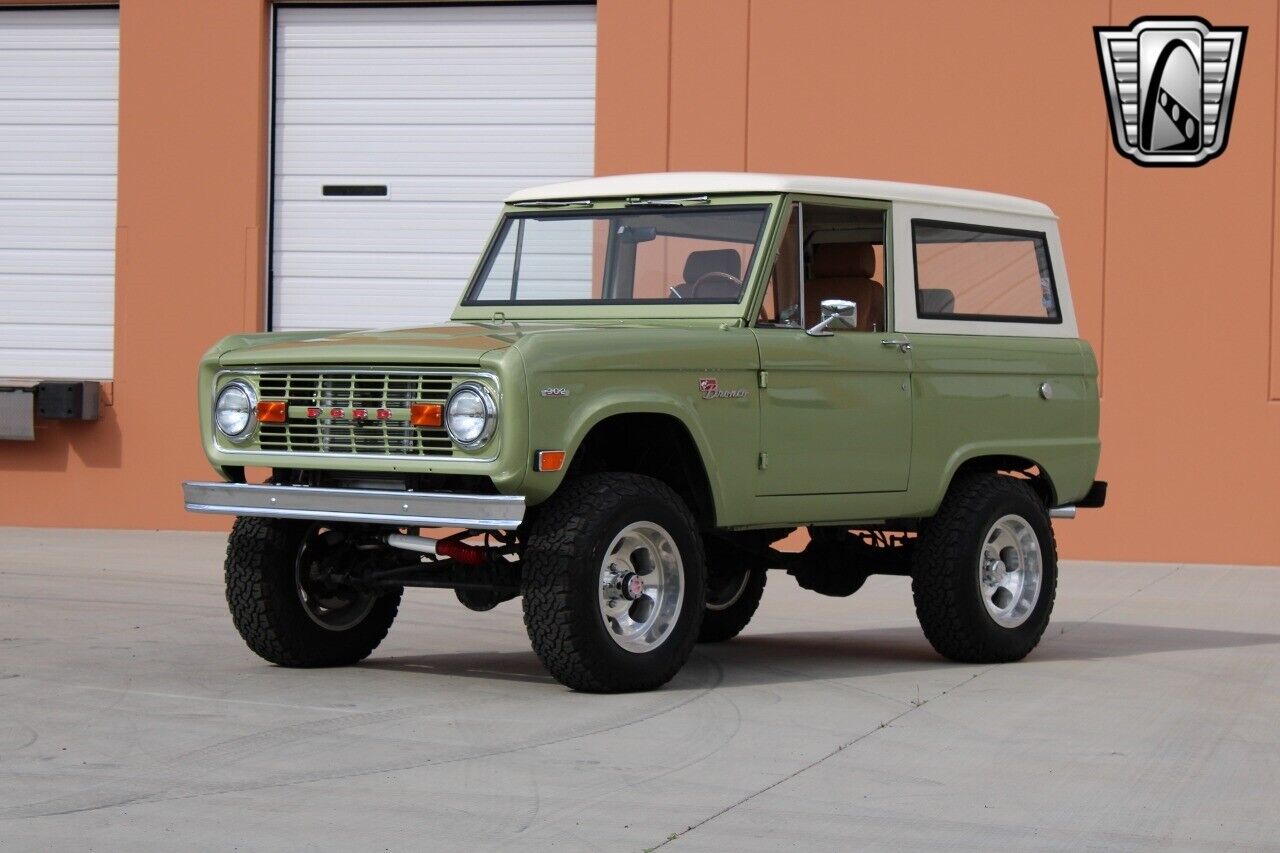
[253,370,465,457]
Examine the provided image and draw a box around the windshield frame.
[451,195,784,322]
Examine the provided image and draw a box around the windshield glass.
[463,206,769,305]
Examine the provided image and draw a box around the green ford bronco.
[185,173,1106,693]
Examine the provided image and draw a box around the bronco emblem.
[698,377,746,400]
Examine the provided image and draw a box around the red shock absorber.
[436,537,487,566]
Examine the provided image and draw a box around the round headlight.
[215,381,256,442]
[445,383,496,448]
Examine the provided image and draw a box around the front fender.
[519,390,733,518]
[510,326,761,520]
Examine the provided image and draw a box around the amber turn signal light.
[535,450,566,472]
[410,403,443,428]
[256,400,287,423]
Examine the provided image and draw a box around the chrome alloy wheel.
[598,522,685,653]
[295,525,377,632]
[978,514,1043,628]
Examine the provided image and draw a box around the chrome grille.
[254,370,461,457]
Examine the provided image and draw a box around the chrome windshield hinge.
[758,370,768,389]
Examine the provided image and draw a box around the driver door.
[752,200,912,497]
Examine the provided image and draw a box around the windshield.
[463,206,769,305]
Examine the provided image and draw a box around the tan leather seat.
[684,249,741,284]
[804,243,884,332]
[671,249,743,299]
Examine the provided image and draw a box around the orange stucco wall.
[1,0,1277,565]
[0,0,268,532]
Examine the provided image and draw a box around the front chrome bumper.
[182,482,524,530]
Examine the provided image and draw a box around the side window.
[912,221,1060,323]
[756,203,888,332]
[801,205,887,332]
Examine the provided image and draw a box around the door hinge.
[758,452,769,470]
[758,370,768,389]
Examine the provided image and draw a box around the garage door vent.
[322,185,388,198]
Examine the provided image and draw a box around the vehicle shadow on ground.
[359,621,1280,690]
[360,651,558,685]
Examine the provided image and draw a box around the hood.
[217,322,521,366]
[214,320,701,366]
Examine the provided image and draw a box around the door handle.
[880,338,911,353]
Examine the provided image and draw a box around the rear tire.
[521,473,706,693]
[225,516,401,667]
[911,474,1057,663]
[698,567,766,643]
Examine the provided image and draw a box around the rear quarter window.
[912,220,1061,324]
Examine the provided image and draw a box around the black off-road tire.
[698,567,766,643]
[521,473,707,693]
[225,516,401,667]
[911,474,1058,664]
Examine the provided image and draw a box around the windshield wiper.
[511,199,593,208]
[624,195,711,207]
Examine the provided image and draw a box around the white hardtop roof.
[506,172,1055,218]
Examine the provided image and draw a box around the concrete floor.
[1,528,1277,852]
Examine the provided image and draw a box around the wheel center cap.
[620,572,646,601]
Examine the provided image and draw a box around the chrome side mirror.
[806,299,858,336]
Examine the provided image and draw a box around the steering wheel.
[689,271,743,299]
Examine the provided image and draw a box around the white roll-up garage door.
[270,4,596,331]
[0,8,118,381]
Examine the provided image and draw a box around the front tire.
[911,474,1057,663]
[225,516,401,667]
[521,473,706,693]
